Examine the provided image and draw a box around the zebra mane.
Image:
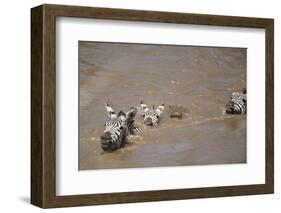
[117,110,126,118]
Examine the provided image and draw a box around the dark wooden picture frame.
[31,4,274,208]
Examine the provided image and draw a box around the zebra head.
[140,101,164,126]
[100,103,139,151]
[225,92,247,115]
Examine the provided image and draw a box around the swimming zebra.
[139,101,165,126]
[225,89,247,115]
[100,103,141,151]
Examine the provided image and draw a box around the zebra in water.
[100,103,141,151]
[139,101,165,126]
[225,89,247,115]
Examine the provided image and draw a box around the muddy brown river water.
[79,42,246,170]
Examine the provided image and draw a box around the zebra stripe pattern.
[225,91,247,115]
[100,103,141,151]
[140,101,164,126]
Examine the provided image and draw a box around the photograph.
[79,41,247,170]
[29,3,274,208]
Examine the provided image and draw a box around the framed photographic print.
[31,4,274,208]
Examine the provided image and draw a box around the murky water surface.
[79,42,246,170]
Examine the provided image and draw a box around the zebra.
[225,89,247,115]
[100,103,141,151]
[139,101,165,126]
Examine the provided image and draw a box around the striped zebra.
[100,103,141,151]
[140,101,165,126]
[225,90,247,115]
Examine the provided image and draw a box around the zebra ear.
[156,104,165,116]
[140,101,149,113]
[105,102,117,119]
